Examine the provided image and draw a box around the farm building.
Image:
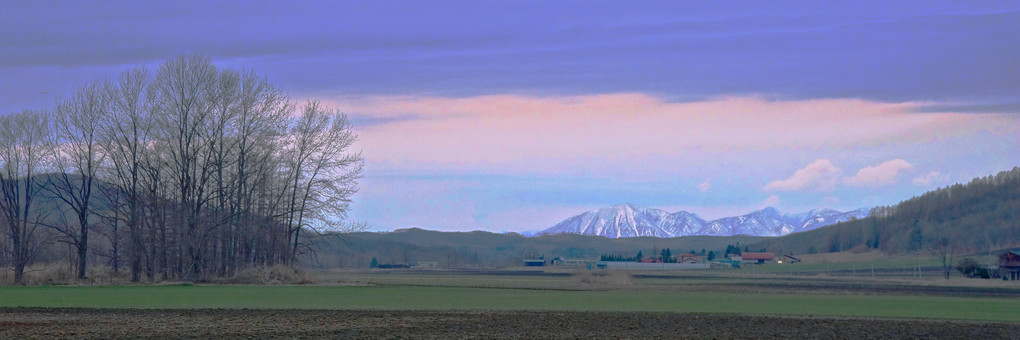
[740,252,775,264]
[1000,250,1020,281]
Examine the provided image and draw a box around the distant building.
[999,250,1020,280]
[740,252,775,264]
[551,257,596,268]
[676,254,702,264]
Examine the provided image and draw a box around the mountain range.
[538,203,869,238]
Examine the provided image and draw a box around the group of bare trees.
[0,56,363,284]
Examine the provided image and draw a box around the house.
[740,252,775,264]
[999,250,1020,281]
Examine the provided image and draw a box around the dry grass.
[1,263,316,285]
[571,269,633,287]
[0,263,131,285]
[221,265,316,285]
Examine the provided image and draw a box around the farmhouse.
[1000,250,1020,281]
[740,252,775,264]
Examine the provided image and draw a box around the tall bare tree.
[150,55,220,280]
[0,110,52,284]
[284,101,364,262]
[100,67,154,281]
[45,81,108,280]
[218,69,291,272]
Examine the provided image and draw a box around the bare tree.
[44,81,108,280]
[100,67,154,281]
[284,100,364,262]
[932,237,954,280]
[218,69,291,271]
[0,110,52,284]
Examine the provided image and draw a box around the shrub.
[956,257,990,279]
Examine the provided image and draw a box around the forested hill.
[751,167,1020,255]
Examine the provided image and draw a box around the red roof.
[741,252,775,260]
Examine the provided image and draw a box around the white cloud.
[912,171,949,187]
[764,159,842,192]
[698,179,712,192]
[844,159,913,187]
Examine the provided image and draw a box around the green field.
[2,284,1018,322]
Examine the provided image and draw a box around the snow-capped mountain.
[538,204,869,238]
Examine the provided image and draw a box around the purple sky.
[3,1,1019,232]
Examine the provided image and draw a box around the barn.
[740,252,775,264]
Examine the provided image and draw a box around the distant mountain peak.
[538,204,868,238]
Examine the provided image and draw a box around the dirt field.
[2,308,1017,339]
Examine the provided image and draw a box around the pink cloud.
[764,159,842,192]
[317,93,1014,176]
[844,159,914,187]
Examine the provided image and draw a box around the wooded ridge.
[750,167,1020,256]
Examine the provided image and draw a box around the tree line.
[752,167,1020,256]
[0,55,363,284]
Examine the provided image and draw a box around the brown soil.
[2,308,1017,339]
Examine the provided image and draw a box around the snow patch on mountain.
[538,204,869,238]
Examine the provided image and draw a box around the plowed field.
[2,308,1017,339]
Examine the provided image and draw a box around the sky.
[3,1,1019,233]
